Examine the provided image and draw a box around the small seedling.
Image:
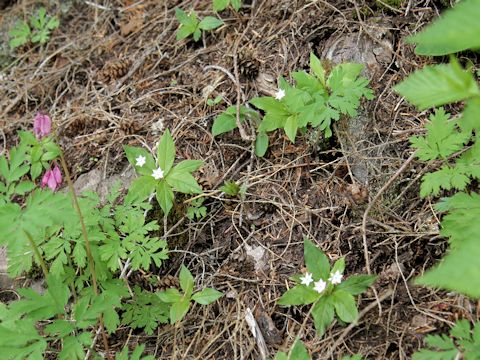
[124,129,203,216]
[156,265,222,323]
[213,0,242,12]
[278,237,376,336]
[175,8,223,42]
[207,95,223,106]
[9,7,59,48]
[219,180,240,196]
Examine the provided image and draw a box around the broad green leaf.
[166,168,202,194]
[175,8,191,25]
[157,129,175,175]
[277,285,319,306]
[155,181,174,216]
[284,115,298,143]
[169,297,190,324]
[176,25,194,41]
[275,353,288,360]
[231,0,241,11]
[179,265,194,296]
[198,17,223,31]
[125,176,157,203]
[331,257,345,274]
[337,274,377,295]
[310,52,325,86]
[174,159,203,173]
[14,181,35,195]
[408,0,480,56]
[157,288,183,303]
[255,132,269,157]
[311,296,335,336]
[290,339,310,360]
[303,237,330,280]
[331,290,358,323]
[394,60,480,110]
[212,112,237,136]
[123,145,156,176]
[213,0,229,11]
[250,97,288,116]
[193,29,202,42]
[192,288,223,305]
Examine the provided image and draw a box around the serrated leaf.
[192,288,222,305]
[165,168,202,194]
[213,0,229,11]
[311,296,335,336]
[337,274,377,295]
[277,285,320,306]
[394,61,480,110]
[179,265,194,295]
[255,132,269,157]
[289,339,310,360]
[331,290,358,323]
[169,297,190,324]
[408,0,480,56]
[155,181,174,216]
[157,129,175,175]
[303,237,330,280]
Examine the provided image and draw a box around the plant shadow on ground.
[0,0,470,358]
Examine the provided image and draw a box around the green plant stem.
[23,229,49,278]
[58,151,113,360]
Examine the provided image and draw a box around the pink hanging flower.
[33,112,52,139]
[41,165,62,191]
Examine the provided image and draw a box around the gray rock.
[320,24,393,185]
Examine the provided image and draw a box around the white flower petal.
[152,167,164,180]
[135,155,146,167]
[275,88,285,100]
[300,272,313,286]
[313,279,327,294]
[329,270,343,285]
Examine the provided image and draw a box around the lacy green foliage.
[9,7,59,48]
[252,53,373,142]
[407,0,480,56]
[156,265,223,324]
[212,53,373,157]
[413,319,480,360]
[277,238,376,336]
[116,344,154,360]
[213,0,241,12]
[186,198,207,220]
[0,130,60,206]
[121,286,169,335]
[0,275,127,359]
[124,129,203,216]
[394,2,480,298]
[175,8,223,42]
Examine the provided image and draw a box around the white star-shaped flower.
[329,270,343,285]
[275,88,285,100]
[135,155,146,167]
[300,272,313,286]
[152,167,164,180]
[313,279,327,294]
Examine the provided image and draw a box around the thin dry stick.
[324,288,394,359]
[361,151,416,275]
[59,152,113,360]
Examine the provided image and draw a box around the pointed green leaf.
[337,274,377,295]
[192,288,223,305]
[166,168,202,194]
[277,285,320,306]
[198,17,223,31]
[157,129,175,175]
[304,237,330,280]
[123,145,156,175]
[155,181,174,216]
[255,132,269,157]
[213,0,229,12]
[331,290,358,323]
[311,296,335,336]
[310,52,326,86]
[179,265,194,296]
[284,115,298,143]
